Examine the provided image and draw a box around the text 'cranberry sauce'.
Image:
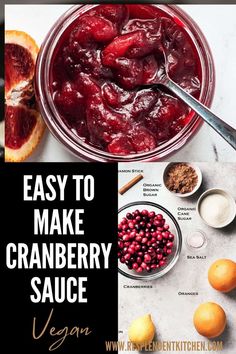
[50,4,202,155]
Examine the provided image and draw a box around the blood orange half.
[5,30,45,162]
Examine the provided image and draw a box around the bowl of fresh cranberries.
[35,4,215,161]
[118,201,182,280]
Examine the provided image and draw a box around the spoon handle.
[165,79,236,150]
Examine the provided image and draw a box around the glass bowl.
[35,4,215,162]
[118,201,182,280]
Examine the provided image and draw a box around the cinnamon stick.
[119,174,144,195]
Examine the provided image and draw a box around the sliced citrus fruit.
[5,30,45,162]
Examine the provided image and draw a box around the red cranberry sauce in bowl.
[36,4,215,161]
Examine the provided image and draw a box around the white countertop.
[118,162,236,353]
[5,4,236,162]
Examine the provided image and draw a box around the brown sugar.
[165,163,198,194]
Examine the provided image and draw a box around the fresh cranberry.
[151,264,157,270]
[159,260,166,267]
[132,262,139,270]
[166,241,174,248]
[168,234,175,241]
[140,221,146,228]
[153,220,161,227]
[141,262,147,269]
[128,222,134,229]
[123,234,130,241]
[141,245,148,252]
[137,267,143,273]
[162,232,170,239]
[126,212,133,219]
[156,214,163,220]
[144,254,151,263]
[152,242,158,248]
[140,209,148,216]
[130,231,136,238]
[136,257,142,264]
[121,218,127,224]
[118,241,124,249]
[124,253,131,260]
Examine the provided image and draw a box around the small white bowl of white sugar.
[197,189,236,228]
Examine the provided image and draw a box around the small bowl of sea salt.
[185,230,207,251]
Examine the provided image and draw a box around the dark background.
[1,163,118,353]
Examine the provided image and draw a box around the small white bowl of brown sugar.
[163,162,202,197]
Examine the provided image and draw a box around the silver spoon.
[144,65,236,150]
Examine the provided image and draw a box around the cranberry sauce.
[50,4,201,155]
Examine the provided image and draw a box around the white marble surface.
[5,5,236,162]
[118,162,236,353]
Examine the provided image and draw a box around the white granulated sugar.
[199,193,231,227]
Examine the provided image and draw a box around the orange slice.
[5,30,45,162]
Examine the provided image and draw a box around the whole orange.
[193,302,226,338]
[208,259,236,292]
